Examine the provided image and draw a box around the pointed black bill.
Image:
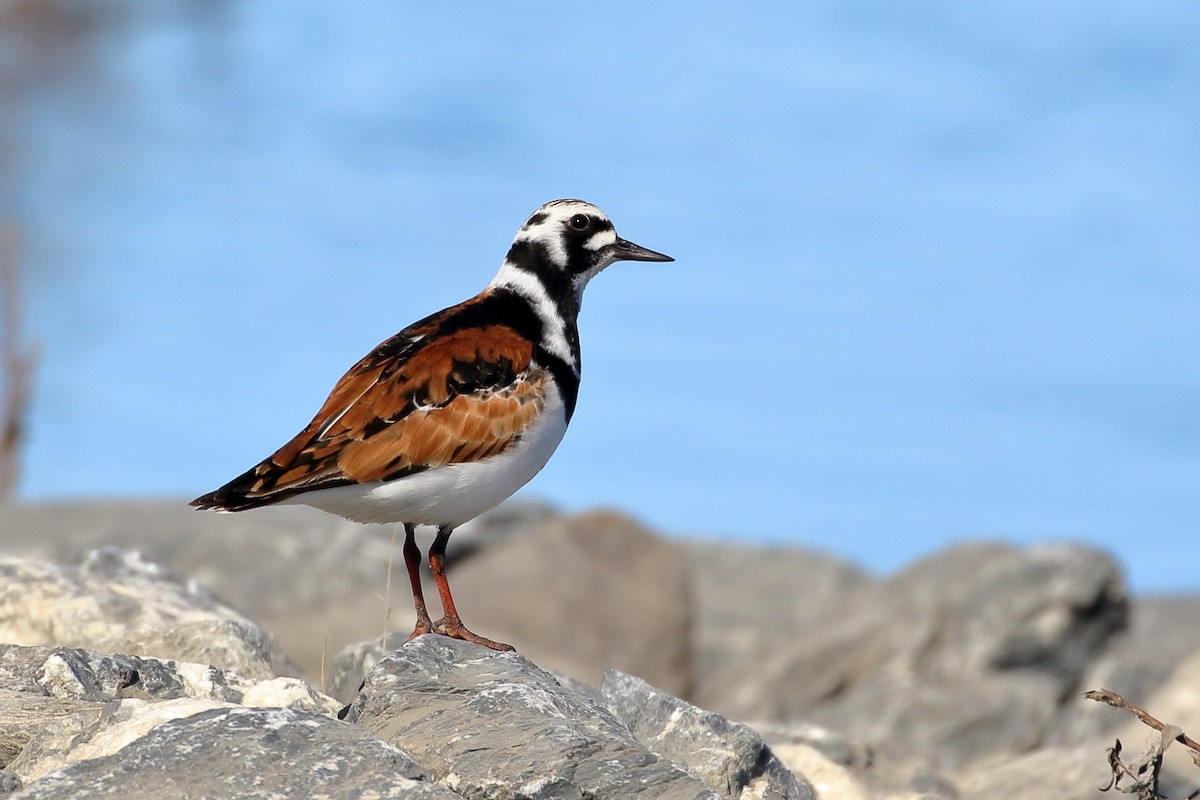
[612,237,674,263]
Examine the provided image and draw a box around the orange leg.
[402,523,434,640]
[428,526,514,651]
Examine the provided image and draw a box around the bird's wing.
[191,320,546,510]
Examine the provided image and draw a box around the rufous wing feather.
[190,321,543,511]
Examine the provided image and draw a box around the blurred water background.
[1,0,1196,591]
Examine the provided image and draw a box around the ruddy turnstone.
[191,199,673,650]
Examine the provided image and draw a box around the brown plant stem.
[1085,688,1200,756]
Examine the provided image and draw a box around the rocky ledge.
[0,501,1198,798]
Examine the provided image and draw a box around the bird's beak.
[612,237,674,263]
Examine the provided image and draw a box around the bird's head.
[495,199,673,304]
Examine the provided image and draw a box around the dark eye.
[569,214,590,231]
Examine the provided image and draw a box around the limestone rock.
[0,549,284,677]
[344,636,719,799]
[0,643,336,714]
[99,619,283,680]
[600,670,813,800]
[0,642,339,782]
[8,706,460,799]
[0,691,93,771]
[8,698,229,784]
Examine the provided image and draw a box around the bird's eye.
[569,214,590,231]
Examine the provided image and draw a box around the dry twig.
[1085,688,1200,799]
[0,225,38,501]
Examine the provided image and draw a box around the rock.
[806,670,1064,773]
[444,501,559,562]
[953,745,1105,800]
[0,500,602,683]
[0,642,339,781]
[328,633,407,703]
[0,643,337,714]
[331,633,609,707]
[344,635,719,799]
[690,541,1127,770]
[8,706,461,799]
[0,498,1168,797]
[0,502,404,681]
[443,510,693,696]
[1059,595,1200,744]
[680,540,868,716]
[0,771,21,793]
[8,698,228,784]
[0,549,285,678]
[878,543,1127,685]
[0,691,94,770]
[100,619,282,681]
[600,670,813,800]
[763,744,872,800]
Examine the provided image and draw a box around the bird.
[191,199,673,651]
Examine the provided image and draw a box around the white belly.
[284,383,569,528]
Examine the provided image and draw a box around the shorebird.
[191,199,673,650]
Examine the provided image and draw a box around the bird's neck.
[488,242,584,375]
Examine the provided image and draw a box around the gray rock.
[0,643,335,713]
[0,771,21,794]
[809,670,1063,776]
[7,698,226,784]
[329,632,407,703]
[680,539,868,716]
[445,510,694,696]
[445,501,560,562]
[600,670,813,800]
[345,635,719,799]
[100,619,282,681]
[879,542,1127,685]
[0,501,405,681]
[8,706,461,799]
[0,642,338,778]
[688,541,1128,770]
[0,691,94,770]
[749,722,873,771]
[753,723,954,800]
[830,543,1123,769]
[331,634,606,707]
[0,549,286,678]
[0,642,343,782]
[1059,594,1200,744]
[953,745,1106,800]
[755,742,874,800]
[0,500,598,684]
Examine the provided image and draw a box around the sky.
[1,1,1198,592]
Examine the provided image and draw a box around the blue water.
[2,1,1197,591]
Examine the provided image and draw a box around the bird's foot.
[433,616,514,652]
[406,614,435,642]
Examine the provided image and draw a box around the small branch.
[0,224,38,502]
[1085,689,1200,756]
